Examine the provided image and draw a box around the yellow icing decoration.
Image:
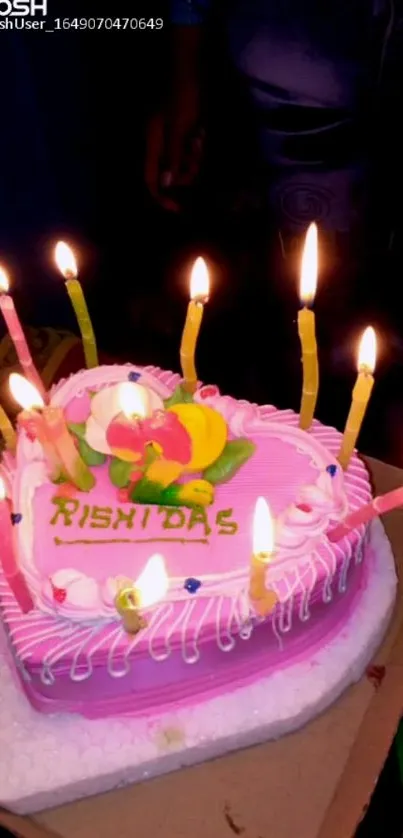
[145,458,183,487]
[177,479,214,507]
[168,404,227,471]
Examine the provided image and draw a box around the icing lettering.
[141,508,150,529]
[187,506,212,537]
[216,508,238,536]
[50,497,80,526]
[49,497,239,538]
[78,504,90,528]
[159,506,186,529]
[90,506,113,528]
[112,507,136,530]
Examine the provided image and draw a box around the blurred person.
[145,0,394,246]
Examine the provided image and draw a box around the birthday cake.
[0,360,390,719]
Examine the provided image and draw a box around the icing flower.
[84,383,163,456]
[106,409,192,466]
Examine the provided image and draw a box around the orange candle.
[298,223,319,430]
[115,554,169,634]
[180,257,209,394]
[338,327,377,470]
[249,497,277,617]
[9,373,95,491]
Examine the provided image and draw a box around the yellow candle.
[0,405,16,452]
[338,326,376,470]
[115,554,169,634]
[180,257,209,394]
[55,242,98,369]
[249,497,277,617]
[298,223,319,430]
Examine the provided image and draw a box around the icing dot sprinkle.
[184,577,202,594]
[52,585,67,604]
[10,512,22,525]
[296,503,312,514]
[128,371,141,382]
[326,464,337,477]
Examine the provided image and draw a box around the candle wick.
[193,294,209,306]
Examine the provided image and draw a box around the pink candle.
[0,267,46,401]
[43,406,95,492]
[328,487,403,543]
[0,477,34,612]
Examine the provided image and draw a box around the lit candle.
[9,373,95,491]
[0,267,47,400]
[119,381,147,420]
[328,486,403,543]
[249,497,278,617]
[338,326,376,471]
[298,223,319,430]
[0,476,33,612]
[9,373,61,480]
[180,257,209,394]
[55,242,98,369]
[0,404,16,453]
[115,554,169,634]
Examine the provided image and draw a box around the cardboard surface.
[1,456,402,838]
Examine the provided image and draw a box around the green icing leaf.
[203,439,256,485]
[130,477,167,505]
[109,457,133,489]
[68,422,87,440]
[77,437,107,466]
[163,384,194,409]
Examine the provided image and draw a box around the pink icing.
[0,364,372,718]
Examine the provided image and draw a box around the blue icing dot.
[184,577,202,594]
[11,512,22,525]
[128,371,141,382]
[326,464,337,477]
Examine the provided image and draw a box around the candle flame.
[300,223,318,306]
[358,326,376,374]
[253,497,274,559]
[9,373,44,411]
[119,382,147,419]
[0,266,9,293]
[190,257,209,302]
[0,477,6,501]
[135,554,169,608]
[55,241,77,279]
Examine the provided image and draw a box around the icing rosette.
[41,569,105,619]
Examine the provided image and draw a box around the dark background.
[0,0,403,469]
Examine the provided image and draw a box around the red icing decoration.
[106,410,192,465]
[52,584,67,604]
[57,483,77,498]
[118,488,130,503]
[199,385,219,400]
[296,503,312,514]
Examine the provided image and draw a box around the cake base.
[0,521,396,815]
